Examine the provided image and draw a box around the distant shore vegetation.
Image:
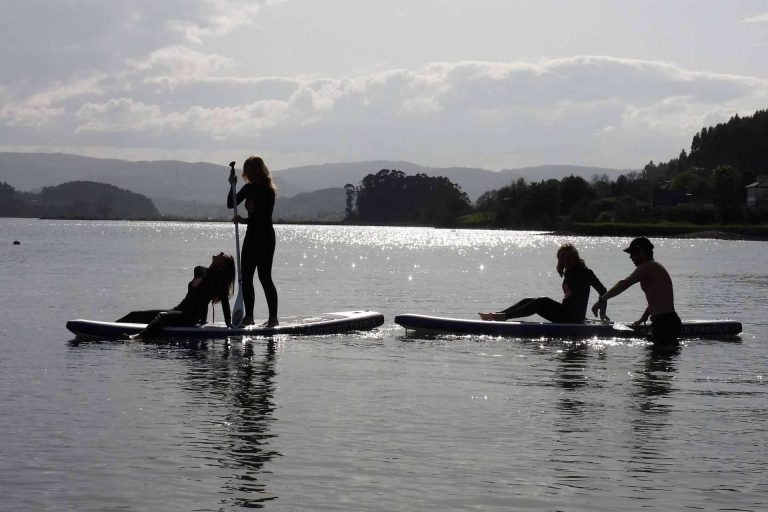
[340,109,768,239]
[461,109,768,234]
[343,169,472,226]
[0,181,158,220]
[1,110,767,239]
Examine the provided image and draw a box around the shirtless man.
[591,237,682,344]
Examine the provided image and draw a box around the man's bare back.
[626,260,675,315]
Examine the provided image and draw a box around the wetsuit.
[117,266,231,335]
[499,264,607,323]
[227,183,278,321]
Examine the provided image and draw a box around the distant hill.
[271,162,625,201]
[3,180,158,219]
[151,197,231,220]
[0,152,304,205]
[0,152,627,219]
[273,188,346,222]
[271,162,492,200]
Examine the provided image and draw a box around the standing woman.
[228,156,279,326]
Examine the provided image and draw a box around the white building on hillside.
[746,176,768,210]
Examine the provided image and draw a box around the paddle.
[229,161,245,327]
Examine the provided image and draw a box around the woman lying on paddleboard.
[479,244,607,323]
[116,252,235,338]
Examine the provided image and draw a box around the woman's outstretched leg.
[480,298,537,320]
[132,311,201,339]
[480,297,566,322]
[116,309,166,323]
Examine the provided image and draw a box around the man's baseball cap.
[623,237,654,254]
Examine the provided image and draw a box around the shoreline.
[5,215,767,241]
[551,229,767,242]
[552,222,768,241]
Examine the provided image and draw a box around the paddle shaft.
[229,162,245,326]
[229,164,243,286]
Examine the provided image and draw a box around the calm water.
[1,218,766,511]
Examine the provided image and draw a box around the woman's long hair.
[209,254,235,303]
[556,243,585,276]
[243,156,277,196]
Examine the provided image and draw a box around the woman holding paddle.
[228,156,279,327]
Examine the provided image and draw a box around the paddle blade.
[231,291,245,328]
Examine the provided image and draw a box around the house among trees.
[746,176,768,210]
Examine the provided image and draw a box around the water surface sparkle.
[0,219,765,511]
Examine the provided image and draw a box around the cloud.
[0,0,276,93]
[0,73,107,128]
[76,98,165,134]
[739,12,768,23]
[167,0,283,43]
[74,79,337,137]
[130,45,237,89]
[5,55,768,168]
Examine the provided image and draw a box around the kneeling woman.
[479,244,607,323]
[117,252,235,338]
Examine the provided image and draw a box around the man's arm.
[591,273,640,317]
[631,306,650,328]
[601,277,636,302]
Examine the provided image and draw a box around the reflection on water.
[553,346,592,417]
[546,345,605,497]
[68,338,281,509]
[280,225,551,251]
[627,345,680,478]
[3,220,768,511]
[633,344,679,414]
[222,341,279,508]
[554,346,591,391]
[207,340,279,508]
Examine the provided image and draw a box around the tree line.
[487,109,768,228]
[342,109,767,228]
[344,169,471,226]
[0,181,159,219]
[3,110,765,227]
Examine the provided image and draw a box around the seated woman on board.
[479,244,607,323]
[116,252,235,338]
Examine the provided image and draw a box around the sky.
[1,0,767,170]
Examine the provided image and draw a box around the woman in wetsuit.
[117,252,235,337]
[227,156,279,327]
[479,244,607,323]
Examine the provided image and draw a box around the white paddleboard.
[67,310,384,340]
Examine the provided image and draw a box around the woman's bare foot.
[479,312,505,321]
[260,318,279,328]
[242,316,255,326]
